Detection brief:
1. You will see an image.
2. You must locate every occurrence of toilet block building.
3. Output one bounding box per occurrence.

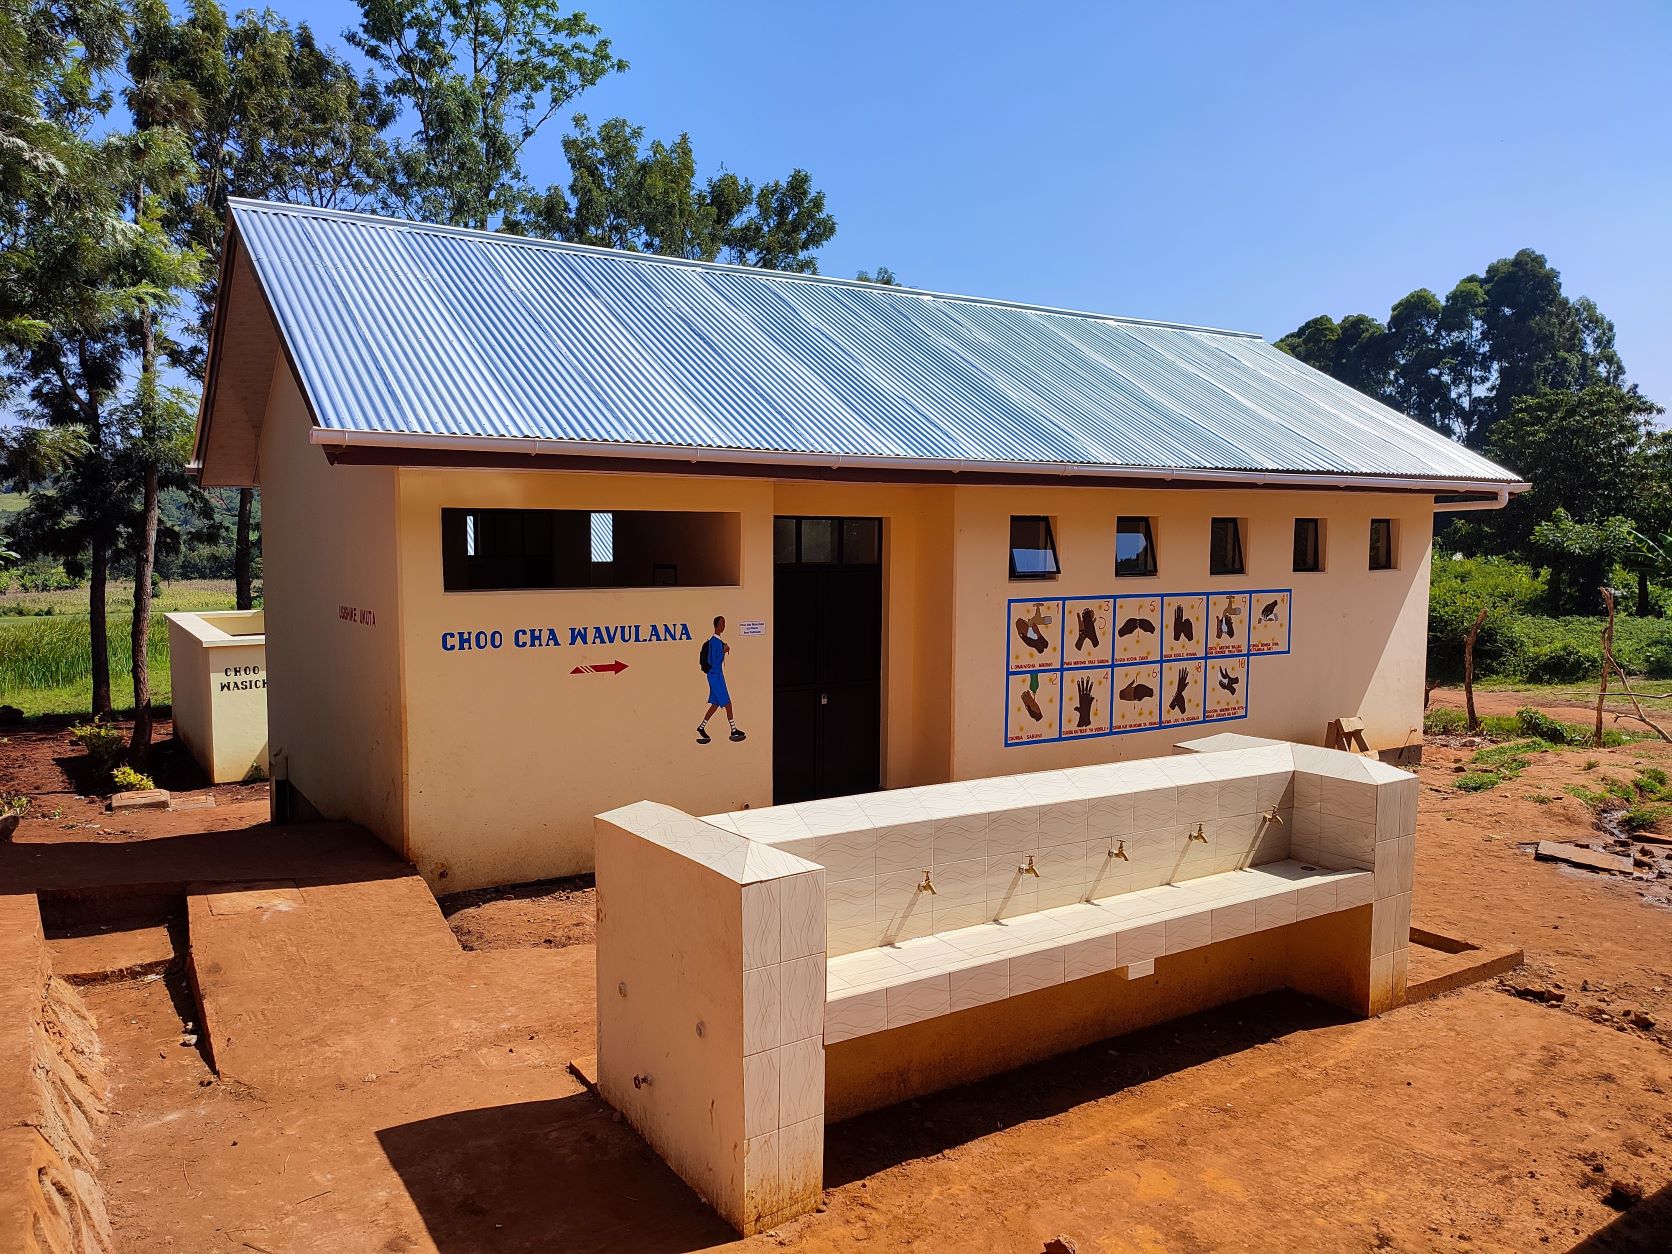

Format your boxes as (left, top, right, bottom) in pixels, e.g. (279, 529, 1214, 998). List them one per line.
(192, 199, 1523, 891)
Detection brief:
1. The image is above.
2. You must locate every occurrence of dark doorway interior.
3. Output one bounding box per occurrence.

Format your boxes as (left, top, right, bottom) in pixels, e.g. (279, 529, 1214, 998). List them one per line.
(773, 517, 884, 804)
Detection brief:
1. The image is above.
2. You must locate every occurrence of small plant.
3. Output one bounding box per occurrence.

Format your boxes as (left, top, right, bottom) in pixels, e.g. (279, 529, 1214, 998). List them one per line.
(110, 764, 155, 792)
(1524, 793, 1555, 804)
(1622, 803, 1672, 832)
(1454, 771, 1503, 793)
(69, 722, 126, 772)
(2, 795, 28, 817)
(242, 763, 267, 784)
(1423, 707, 1468, 736)
(1583, 758, 1600, 771)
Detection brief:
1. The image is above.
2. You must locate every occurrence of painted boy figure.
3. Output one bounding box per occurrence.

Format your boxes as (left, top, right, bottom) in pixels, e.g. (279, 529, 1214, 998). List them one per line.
(698, 615, 746, 744)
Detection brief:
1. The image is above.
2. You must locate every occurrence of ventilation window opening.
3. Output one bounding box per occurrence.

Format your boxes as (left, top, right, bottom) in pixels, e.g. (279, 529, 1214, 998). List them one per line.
(1115, 516, 1157, 577)
(775, 517, 882, 567)
(442, 508, 740, 590)
(1209, 517, 1245, 576)
(1008, 515, 1060, 580)
(589, 511, 614, 564)
(1369, 518, 1398, 571)
(1293, 518, 1325, 572)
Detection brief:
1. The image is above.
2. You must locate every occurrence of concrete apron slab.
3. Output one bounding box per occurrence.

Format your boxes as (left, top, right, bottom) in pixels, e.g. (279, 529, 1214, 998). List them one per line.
(186, 870, 587, 1092)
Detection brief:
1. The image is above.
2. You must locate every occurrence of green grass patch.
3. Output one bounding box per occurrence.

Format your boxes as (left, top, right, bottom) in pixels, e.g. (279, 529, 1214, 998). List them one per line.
(0, 578, 236, 617)
(1454, 771, 1503, 793)
(0, 615, 173, 716)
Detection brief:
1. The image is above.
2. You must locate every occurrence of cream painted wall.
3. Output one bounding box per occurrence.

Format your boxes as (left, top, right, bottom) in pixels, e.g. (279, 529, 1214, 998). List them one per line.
(258, 371, 407, 846)
(948, 486, 1435, 781)
(165, 610, 269, 783)
(395, 468, 775, 889)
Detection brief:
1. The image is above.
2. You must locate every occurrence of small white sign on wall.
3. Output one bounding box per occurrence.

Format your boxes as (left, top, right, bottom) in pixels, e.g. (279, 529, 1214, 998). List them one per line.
(740, 620, 766, 637)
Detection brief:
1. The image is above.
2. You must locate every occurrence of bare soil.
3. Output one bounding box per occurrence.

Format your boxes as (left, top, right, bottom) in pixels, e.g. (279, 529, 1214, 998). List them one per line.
(5, 694, 1670, 1252)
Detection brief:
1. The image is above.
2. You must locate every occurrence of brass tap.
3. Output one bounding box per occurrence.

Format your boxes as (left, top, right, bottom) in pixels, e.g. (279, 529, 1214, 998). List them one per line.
(1110, 840, 1129, 862)
(918, 869, 937, 895)
(1018, 854, 1040, 877)
(1189, 823, 1208, 843)
(1262, 806, 1285, 825)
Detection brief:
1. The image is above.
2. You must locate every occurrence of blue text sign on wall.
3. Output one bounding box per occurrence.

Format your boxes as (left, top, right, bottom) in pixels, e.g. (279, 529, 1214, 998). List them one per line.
(440, 621, 694, 653)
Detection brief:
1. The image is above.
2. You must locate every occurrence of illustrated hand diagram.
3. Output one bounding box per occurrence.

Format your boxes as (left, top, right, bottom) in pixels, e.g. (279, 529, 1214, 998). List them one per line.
(1117, 615, 1156, 638)
(1118, 676, 1154, 703)
(1075, 676, 1095, 728)
(1168, 666, 1190, 714)
(1217, 666, 1241, 695)
(1074, 607, 1100, 652)
(1258, 598, 1280, 624)
(1014, 605, 1052, 654)
(1020, 688, 1044, 721)
(1214, 596, 1240, 641)
(1172, 603, 1194, 643)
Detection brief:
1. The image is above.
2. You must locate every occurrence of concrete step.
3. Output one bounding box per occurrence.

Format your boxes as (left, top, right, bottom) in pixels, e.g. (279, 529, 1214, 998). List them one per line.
(47, 924, 177, 985)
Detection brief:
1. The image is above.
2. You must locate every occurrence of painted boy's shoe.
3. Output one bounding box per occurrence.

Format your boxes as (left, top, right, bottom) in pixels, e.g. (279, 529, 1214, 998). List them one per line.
(696, 727, 712, 744)
(729, 728, 747, 742)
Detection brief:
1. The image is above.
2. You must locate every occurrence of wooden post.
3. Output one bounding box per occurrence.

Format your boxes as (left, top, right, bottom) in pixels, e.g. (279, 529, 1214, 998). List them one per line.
(1463, 608, 1488, 733)
(1594, 588, 1615, 748)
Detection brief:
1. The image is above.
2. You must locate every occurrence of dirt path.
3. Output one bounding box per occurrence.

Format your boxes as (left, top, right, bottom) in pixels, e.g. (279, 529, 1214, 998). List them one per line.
(7, 705, 1670, 1251)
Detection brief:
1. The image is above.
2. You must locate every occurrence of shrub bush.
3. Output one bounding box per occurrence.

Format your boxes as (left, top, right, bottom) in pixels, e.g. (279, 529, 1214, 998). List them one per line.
(69, 723, 125, 772)
(110, 764, 155, 792)
(1423, 707, 1468, 735)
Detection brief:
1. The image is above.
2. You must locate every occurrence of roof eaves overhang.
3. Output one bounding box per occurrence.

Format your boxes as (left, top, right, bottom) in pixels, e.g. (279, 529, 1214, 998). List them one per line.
(308, 427, 1528, 503)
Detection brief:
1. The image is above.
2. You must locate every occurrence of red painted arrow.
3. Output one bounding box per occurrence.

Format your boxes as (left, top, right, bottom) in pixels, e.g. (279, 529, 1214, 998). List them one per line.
(570, 660, 629, 675)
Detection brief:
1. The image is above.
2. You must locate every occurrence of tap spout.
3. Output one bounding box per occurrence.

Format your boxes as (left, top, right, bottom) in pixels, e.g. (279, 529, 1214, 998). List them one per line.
(918, 869, 937, 895)
(1110, 840, 1129, 861)
(1018, 854, 1040, 877)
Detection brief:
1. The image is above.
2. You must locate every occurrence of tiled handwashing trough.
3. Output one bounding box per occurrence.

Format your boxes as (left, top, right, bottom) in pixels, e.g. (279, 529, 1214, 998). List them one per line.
(594, 741, 1417, 1235)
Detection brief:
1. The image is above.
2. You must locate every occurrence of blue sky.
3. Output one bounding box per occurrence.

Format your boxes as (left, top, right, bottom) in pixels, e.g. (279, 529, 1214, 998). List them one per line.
(104, 2, 1672, 410)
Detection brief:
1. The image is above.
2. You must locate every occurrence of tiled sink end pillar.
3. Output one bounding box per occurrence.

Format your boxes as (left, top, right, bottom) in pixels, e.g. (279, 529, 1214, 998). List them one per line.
(595, 801, 826, 1235)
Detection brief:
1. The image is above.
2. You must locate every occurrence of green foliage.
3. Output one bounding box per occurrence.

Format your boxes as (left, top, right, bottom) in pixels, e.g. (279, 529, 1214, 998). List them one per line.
(1276, 250, 1626, 449)
(1454, 772, 1502, 793)
(110, 763, 154, 791)
(349, 0, 627, 229)
(1514, 707, 1583, 745)
(2, 614, 170, 705)
(1622, 804, 1672, 832)
(1569, 767, 1672, 833)
(856, 266, 900, 286)
(69, 721, 126, 771)
(1422, 707, 1468, 736)
(1, 794, 27, 817)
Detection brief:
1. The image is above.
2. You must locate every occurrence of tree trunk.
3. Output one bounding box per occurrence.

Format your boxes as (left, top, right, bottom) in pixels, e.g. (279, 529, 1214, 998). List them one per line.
(1594, 587, 1614, 749)
(1638, 568, 1651, 617)
(234, 488, 253, 610)
(129, 459, 160, 760)
(1463, 608, 1488, 733)
(129, 296, 160, 762)
(88, 535, 111, 719)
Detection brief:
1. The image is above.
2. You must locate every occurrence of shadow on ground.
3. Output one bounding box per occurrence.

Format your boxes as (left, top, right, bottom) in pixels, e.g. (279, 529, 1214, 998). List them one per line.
(826, 987, 1351, 1187)
(1568, 1179, 1672, 1253)
(377, 1090, 736, 1254)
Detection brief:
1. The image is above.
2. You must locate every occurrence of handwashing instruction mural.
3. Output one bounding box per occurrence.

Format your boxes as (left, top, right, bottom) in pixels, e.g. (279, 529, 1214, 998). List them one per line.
(1004, 589, 1290, 746)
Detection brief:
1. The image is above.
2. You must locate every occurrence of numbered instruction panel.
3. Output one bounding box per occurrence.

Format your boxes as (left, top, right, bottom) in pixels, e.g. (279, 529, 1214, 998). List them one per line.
(1003, 589, 1290, 747)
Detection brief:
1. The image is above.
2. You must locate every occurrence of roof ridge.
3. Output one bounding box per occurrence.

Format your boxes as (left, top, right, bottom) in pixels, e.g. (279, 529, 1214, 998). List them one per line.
(226, 197, 1264, 341)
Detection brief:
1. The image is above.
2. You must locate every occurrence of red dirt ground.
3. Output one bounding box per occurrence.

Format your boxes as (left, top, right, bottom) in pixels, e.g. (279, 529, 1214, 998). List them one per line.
(3, 706, 1670, 1252)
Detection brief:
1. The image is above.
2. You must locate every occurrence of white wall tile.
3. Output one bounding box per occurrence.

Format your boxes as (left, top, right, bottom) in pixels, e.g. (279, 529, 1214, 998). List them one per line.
(1321, 776, 1378, 824)
(1086, 792, 1135, 838)
(823, 987, 886, 1043)
(872, 820, 935, 874)
(1375, 835, 1416, 899)
(744, 1048, 780, 1138)
(779, 1035, 825, 1126)
(1372, 890, 1412, 958)
(885, 972, 951, 1029)
(814, 830, 876, 882)
(744, 964, 782, 1056)
(1118, 921, 1166, 964)
(1335, 873, 1375, 910)
(781, 954, 824, 1044)
(743, 880, 781, 971)
(947, 958, 1009, 1011)
(1210, 899, 1262, 943)
(1007, 946, 1064, 995)
(1253, 889, 1298, 930)
(779, 869, 826, 962)
(1062, 930, 1120, 982)
(777, 1116, 823, 1204)
(1132, 788, 1177, 830)
(1163, 911, 1212, 955)
(932, 812, 989, 864)
(744, 1128, 779, 1208)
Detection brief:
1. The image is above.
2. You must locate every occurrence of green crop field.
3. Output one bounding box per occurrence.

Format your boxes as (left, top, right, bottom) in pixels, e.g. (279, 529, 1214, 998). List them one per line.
(0, 580, 240, 716)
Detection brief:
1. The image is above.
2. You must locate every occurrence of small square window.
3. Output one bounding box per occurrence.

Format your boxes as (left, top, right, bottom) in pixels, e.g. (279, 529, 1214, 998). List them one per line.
(1369, 518, 1397, 570)
(1009, 515, 1059, 579)
(1293, 518, 1324, 572)
(800, 518, 836, 564)
(1116, 516, 1157, 577)
(1209, 517, 1245, 576)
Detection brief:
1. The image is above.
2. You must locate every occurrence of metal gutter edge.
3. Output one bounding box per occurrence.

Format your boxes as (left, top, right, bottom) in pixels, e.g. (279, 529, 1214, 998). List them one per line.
(307, 427, 1526, 502)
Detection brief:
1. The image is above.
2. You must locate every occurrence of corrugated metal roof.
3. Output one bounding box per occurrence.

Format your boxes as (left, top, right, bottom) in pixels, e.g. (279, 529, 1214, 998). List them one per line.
(222, 198, 1522, 487)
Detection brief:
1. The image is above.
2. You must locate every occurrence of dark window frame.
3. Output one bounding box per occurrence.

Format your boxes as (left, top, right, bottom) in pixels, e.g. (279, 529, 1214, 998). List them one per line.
(441, 506, 740, 591)
(1369, 518, 1397, 571)
(1116, 516, 1158, 578)
(1008, 515, 1061, 580)
(774, 516, 883, 568)
(1293, 518, 1324, 573)
(1209, 517, 1246, 576)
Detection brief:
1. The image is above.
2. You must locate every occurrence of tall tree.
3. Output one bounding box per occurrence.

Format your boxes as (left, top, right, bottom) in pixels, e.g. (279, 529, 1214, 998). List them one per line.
(1276, 250, 1633, 450)
(131, 0, 394, 611)
(349, 0, 626, 228)
(512, 114, 837, 272)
